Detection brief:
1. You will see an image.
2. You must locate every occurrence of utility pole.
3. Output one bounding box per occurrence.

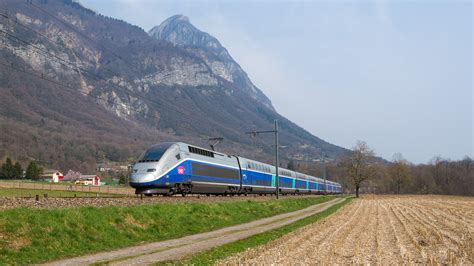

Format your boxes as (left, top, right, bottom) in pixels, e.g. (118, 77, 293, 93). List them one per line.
(323, 153, 327, 195)
(274, 120, 279, 199)
(245, 119, 280, 199)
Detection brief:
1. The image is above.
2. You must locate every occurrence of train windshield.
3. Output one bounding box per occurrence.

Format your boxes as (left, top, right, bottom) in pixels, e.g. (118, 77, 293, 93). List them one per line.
(137, 143, 173, 162)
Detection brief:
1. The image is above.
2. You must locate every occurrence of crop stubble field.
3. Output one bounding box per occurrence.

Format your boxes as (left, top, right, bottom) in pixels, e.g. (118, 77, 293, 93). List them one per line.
(221, 195, 473, 265)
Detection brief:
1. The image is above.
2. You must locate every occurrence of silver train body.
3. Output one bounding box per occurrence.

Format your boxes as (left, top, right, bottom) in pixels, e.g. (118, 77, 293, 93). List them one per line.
(130, 142, 342, 196)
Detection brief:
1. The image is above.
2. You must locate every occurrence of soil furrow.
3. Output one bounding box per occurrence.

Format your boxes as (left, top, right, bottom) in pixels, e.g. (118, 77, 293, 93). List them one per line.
(218, 196, 473, 265)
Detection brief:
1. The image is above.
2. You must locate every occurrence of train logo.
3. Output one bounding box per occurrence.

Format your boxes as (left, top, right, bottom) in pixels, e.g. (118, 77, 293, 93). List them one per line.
(130, 142, 342, 196)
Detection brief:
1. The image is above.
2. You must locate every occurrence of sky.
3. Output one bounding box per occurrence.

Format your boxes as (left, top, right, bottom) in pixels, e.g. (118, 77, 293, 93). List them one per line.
(80, 0, 472, 164)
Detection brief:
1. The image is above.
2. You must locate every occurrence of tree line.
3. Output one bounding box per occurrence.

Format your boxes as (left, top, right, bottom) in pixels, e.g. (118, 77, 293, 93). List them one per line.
(287, 141, 473, 197)
(333, 141, 473, 197)
(3, 141, 472, 196)
(0, 157, 43, 180)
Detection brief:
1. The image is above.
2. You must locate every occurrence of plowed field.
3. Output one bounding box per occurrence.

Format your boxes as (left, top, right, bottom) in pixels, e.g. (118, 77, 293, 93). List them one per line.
(220, 195, 474, 265)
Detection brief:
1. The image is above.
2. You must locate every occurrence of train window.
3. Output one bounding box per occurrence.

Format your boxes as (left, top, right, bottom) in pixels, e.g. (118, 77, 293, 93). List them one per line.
(256, 179, 271, 186)
(191, 162, 239, 179)
(188, 146, 214, 158)
(296, 181, 306, 189)
(138, 143, 172, 162)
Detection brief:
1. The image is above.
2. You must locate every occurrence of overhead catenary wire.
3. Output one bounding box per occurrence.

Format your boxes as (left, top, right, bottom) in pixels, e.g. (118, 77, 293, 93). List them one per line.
(26, 1, 124, 60)
(0, 10, 123, 79)
(0, 60, 89, 97)
(0, 28, 142, 100)
(0, 28, 101, 79)
(0, 19, 169, 122)
(0, 28, 128, 89)
(0, 2, 207, 123)
(25, 0, 143, 77)
(0, 6, 148, 104)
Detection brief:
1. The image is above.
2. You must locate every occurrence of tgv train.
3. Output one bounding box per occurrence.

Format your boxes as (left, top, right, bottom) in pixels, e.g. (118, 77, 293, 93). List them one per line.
(130, 142, 342, 196)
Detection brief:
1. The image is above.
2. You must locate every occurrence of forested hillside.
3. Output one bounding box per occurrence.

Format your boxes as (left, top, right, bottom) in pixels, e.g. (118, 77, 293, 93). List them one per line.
(0, 0, 347, 172)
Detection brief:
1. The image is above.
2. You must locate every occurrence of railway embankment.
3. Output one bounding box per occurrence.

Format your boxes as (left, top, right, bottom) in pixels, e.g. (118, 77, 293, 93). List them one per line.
(0, 195, 336, 264)
(0, 191, 326, 209)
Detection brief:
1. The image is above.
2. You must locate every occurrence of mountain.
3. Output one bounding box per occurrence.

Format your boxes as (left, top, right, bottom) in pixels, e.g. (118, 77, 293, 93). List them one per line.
(0, 0, 348, 172)
(148, 15, 272, 109)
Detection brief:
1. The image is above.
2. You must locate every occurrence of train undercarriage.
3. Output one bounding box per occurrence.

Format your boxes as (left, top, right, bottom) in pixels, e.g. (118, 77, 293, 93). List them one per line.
(134, 182, 334, 197)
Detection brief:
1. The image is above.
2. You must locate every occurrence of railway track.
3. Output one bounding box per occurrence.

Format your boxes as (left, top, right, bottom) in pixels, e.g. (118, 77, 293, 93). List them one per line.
(0, 193, 326, 209)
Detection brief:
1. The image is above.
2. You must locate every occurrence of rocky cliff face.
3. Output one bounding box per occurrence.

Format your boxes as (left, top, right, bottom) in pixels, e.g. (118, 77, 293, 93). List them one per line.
(0, 0, 347, 171)
(148, 14, 273, 110)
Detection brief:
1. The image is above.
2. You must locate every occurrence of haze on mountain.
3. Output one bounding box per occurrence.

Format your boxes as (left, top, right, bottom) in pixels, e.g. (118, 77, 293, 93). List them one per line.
(0, 0, 347, 172)
(81, 0, 474, 164)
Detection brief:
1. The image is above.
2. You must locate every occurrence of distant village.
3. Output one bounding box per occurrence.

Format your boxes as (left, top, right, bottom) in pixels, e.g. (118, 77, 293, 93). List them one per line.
(42, 163, 131, 186)
(0, 157, 131, 187)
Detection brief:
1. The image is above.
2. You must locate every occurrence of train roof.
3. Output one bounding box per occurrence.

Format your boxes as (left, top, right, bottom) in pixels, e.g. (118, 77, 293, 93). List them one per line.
(150, 142, 341, 186)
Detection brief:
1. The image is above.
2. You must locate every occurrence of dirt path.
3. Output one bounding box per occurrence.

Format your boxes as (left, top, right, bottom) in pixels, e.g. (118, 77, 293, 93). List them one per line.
(220, 195, 474, 265)
(43, 197, 346, 265)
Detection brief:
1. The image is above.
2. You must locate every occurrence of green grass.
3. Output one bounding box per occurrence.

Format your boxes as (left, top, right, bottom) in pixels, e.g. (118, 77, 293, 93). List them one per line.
(0, 179, 126, 187)
(0, 188, 122, 198)
(99, 177, 120, 186)
(0, 196, 335, 264)
(166, 197, 353, 265)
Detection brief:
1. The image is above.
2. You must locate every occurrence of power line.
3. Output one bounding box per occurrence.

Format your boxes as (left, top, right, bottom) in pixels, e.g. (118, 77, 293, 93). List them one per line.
(25, 1, 142, 77)
(0, 28, 140, 99)
(0, 2, 163, 114)
(0, 7, 147, 105)
(0, 3, 188, 124)
(0, 60, 89, 97)
(1, 29, 92, 77)
(0, 10, 122, 78)
(0, 28, 124, 87)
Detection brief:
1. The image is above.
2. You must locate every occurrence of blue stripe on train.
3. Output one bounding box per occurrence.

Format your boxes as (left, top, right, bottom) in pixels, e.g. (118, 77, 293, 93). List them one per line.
(132, 159, 337, 192)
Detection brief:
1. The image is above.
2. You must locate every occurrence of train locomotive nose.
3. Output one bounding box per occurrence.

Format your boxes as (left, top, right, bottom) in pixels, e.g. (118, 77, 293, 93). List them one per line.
(130, 172, 156, 184)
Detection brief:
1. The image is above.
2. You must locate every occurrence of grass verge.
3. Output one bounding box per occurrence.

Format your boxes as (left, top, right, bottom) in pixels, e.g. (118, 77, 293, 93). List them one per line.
(0, 195, 334, 264)
(167, 196, 353, 265)
(0, 188, 121, 198)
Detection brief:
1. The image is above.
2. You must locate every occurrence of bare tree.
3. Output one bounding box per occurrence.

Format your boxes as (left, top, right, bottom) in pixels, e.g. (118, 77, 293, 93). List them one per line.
(389, 153, 411, 194)
(343, 141, 376, 197)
